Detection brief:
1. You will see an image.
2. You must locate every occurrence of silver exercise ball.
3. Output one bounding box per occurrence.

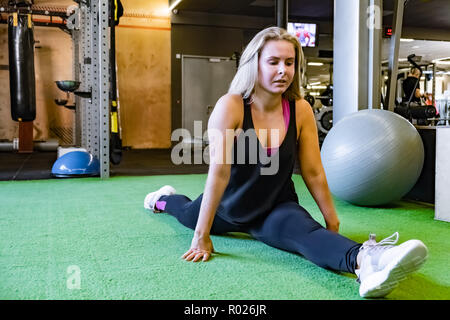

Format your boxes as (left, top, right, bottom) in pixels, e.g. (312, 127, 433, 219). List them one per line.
(321, 109, 424, 206)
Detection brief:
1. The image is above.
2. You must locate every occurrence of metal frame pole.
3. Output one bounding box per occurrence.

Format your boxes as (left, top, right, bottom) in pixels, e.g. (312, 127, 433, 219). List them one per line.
(79, 3, 90, 150)
(386, 0, 406, 111)
(432, 63, 436, 107)
(69, 8, 81, 147)
(276, 0, 288, 29)
(91, 0, 110, 179)
(368, 0, 382, 109)
(76, 0, 110, 178)
(99, 0, 111, 178)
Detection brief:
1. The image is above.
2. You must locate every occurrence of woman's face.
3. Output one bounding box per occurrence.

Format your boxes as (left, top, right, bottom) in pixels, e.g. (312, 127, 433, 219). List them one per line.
(257, 40, 296, 96)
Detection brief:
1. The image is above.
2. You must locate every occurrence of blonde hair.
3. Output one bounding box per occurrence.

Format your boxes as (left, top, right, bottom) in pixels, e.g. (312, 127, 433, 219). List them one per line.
(410, 67, 421, 77)
(228, 26, 305, 101)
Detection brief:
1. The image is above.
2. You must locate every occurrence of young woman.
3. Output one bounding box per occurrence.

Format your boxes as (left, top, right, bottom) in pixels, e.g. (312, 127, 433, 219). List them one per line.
(144, 27, 428, 298)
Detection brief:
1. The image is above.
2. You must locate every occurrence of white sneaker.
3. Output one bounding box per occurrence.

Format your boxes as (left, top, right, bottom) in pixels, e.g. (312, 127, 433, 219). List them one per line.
(143, 185, 176, 212)
(355, 232, 428, 298)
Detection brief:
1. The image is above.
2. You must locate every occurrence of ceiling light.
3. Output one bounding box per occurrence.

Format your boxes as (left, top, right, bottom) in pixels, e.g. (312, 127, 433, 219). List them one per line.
(400, 38, 414, 42)
(434, 60, 450, 65)
(433, 56, 450, 62)
(169, 0, 183, 11)
(309, 81, 321, 85)
(308, 62, 323, 66)
(249, 0, 274, 7)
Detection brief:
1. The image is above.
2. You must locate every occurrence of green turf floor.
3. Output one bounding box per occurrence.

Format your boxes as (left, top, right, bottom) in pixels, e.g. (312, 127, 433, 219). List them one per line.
(0, 174, 449, 300)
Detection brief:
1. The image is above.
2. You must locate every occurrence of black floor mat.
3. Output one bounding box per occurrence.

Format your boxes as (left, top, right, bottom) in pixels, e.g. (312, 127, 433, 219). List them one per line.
(0, 148, 300, 181)
(0, 149, 209, 181)
(0, 152, 56, 180)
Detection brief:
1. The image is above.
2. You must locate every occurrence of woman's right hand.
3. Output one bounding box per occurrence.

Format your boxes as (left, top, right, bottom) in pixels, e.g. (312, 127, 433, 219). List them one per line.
(181, 233, 215, 262)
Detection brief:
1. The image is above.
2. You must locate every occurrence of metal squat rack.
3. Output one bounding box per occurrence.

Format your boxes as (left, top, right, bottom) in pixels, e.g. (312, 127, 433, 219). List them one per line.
(69, 0, 111, 179)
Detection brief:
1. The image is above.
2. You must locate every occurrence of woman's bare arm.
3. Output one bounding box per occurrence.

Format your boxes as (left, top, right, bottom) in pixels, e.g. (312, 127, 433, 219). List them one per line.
(182, 94, 242, 262)
(296, 99, 340, 232)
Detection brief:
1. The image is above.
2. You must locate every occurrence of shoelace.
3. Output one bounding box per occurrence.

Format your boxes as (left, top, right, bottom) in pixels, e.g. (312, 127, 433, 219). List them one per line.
(360, 232, 400, 251)
(356, 232, 400, 283)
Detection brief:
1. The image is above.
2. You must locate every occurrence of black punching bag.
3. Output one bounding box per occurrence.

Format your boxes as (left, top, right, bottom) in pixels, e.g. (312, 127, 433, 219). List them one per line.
(8, 13, 36, 122)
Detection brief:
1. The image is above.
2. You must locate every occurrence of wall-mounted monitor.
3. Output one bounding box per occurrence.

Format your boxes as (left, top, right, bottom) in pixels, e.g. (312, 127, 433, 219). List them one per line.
(287, 22, 317, 47)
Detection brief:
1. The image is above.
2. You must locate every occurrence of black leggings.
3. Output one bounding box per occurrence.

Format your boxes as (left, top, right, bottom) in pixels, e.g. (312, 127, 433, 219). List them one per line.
(159, 194, 362, 274)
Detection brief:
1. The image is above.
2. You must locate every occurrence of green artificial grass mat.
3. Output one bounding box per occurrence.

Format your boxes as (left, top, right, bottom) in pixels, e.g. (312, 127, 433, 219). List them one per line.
(0, 174, 449, 300)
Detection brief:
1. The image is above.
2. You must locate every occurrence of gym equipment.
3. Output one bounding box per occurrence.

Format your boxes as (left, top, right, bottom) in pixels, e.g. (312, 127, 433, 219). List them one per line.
(3, 1, 114, 177)
(63, 105, 76, 111)
(57, 147, 87, 159)
(55, 99, 68, 106)
(318, 85, 333, 107)
(8, 12, 36, 122)
(55, 80, 81, 92)
(315, 107, 333, 134)
(4, 9, 61, 154)
(0, 139, 58, 152)
(109, 0, 123, 165)
(55, 80, 89, 106)
(315, 106, 333, 147)
(52, 150, 100, 178)
(395, 103, 437, 120)
(321, 109, 424, 206)
(308, 84, 333, 146)
(394, 54, 437, 123)
(54, 80, 80, 112)
(8, 11, 37, 153)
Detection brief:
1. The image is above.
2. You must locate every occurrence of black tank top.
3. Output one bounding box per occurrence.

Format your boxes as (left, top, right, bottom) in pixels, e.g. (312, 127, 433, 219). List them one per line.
(216, 98, 299, 226)
(402, 76, 421, 103)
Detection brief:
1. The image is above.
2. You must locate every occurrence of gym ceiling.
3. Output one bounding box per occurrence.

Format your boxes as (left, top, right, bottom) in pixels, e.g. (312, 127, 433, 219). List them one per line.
(18, 0, 450, 74)
(172, 0, 450, 31)
(172, 0, 450, 80)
